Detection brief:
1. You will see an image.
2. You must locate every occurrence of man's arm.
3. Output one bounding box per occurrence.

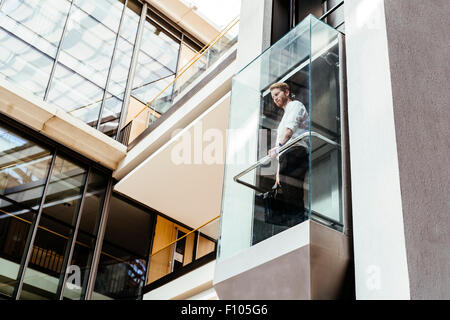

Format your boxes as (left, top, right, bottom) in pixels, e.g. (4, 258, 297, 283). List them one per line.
(278, 127, 293, 146)
(268, 127, 293, 158)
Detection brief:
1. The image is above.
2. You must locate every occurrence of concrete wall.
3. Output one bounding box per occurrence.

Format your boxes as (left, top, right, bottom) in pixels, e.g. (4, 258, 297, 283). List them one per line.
(213, 221, 351, 300)
(344, 0, 411, 299)
(235, 0, 273, 70)
(346, 0, 450, 299)
(383, 0, 450, 300)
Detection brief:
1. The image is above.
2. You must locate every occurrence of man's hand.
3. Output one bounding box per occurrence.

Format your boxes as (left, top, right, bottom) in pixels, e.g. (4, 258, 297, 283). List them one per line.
(268, 147, 279, 158)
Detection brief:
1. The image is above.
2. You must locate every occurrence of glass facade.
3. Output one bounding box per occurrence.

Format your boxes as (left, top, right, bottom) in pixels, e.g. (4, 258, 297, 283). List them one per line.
(93, 194, 154, 300)
(0, 121, 111, 300)
(218, 15, 345, 260)
(0, 119, 201, 300)
(0, 0, 203, 141)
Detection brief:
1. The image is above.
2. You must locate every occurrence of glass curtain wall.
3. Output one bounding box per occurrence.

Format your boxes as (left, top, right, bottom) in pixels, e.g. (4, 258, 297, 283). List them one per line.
(0, 0, 71, 98)
(0, 121, 110, 300)
(93, 194, 154, 300)
(0, 126, 53, 298)
(123, 17, 181, 136)
(0, 0, 205, 141)
(0, 0, 137, 138)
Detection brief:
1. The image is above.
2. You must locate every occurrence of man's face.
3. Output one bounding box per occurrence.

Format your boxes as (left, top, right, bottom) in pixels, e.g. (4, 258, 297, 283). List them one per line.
(270, 88, 289, 108)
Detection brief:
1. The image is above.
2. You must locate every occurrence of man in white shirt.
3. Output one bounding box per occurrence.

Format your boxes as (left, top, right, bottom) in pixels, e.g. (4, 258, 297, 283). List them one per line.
(268, 82, 309, 227)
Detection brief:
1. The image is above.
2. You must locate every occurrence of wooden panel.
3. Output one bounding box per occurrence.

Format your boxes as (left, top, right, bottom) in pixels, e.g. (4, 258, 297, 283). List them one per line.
(147, 216, 176, 283)
(183, 233, 195, 266)
(196, 235, 215, 259)
(147, 216, 193, 283)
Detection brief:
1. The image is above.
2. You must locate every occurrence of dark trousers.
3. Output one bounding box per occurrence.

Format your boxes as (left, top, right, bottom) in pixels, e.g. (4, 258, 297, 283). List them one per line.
(278, 146, 309, 226)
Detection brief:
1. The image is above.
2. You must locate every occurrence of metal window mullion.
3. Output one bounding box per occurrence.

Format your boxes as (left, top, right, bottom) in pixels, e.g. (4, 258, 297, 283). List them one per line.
(13, 150, 58, 300)
(56, 167, 91, 300)
(96, 0, 128, 131)
(44, 0, 74, 101)
(290, 0, 295, 29)
(338, 33, 350, 236)
(193, 230, 199, 261)
(143, 212, 157, 292)
(116, 2, 148, 141)
(169, 33, 183, 102)
(319, 0, 344, 21)
(84, 177, 113, 300)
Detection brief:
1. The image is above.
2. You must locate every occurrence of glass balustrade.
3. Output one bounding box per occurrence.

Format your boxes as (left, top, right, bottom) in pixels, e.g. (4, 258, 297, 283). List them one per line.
(218, 15, 345, 261)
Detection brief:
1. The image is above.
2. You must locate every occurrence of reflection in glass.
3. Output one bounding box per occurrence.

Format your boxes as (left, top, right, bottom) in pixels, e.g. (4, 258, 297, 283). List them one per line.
(108, 37, 134, 98)
(131, 74, 175, 119)
(0, 28, 54, 98)
(98, 95, 122, 137)
(63, 170, 107, 300)
(0, 0, 70, 98)
(45, 0, 133, 135)
(20, 156, 87, 300)
(130, 19, 179, 109)
(0, 126, 52, 209)
(0, 0, 71, 58)
(0, 124, 110, 300)
(47, 63, 104, 125)
(0, 199, 35, 298)
(93, 194, 152, 300)
(73, 0, 123, 33)
(107, 5, 139, 98)
(0, 124, 52, 298)
(309, 18, 342, 228)
(58, 5, 117, 89)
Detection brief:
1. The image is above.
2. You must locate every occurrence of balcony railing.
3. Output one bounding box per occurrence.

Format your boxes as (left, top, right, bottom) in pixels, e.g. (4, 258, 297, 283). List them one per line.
(144, 215, 219, 292)
(119, 17, 239, 146)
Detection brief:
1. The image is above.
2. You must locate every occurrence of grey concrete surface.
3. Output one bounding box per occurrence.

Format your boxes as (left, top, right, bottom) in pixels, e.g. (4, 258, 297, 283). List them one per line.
(384, 0, 450, 300)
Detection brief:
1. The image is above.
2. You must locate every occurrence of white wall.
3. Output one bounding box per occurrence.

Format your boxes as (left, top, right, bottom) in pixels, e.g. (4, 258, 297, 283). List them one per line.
(344, 0, 410, 299)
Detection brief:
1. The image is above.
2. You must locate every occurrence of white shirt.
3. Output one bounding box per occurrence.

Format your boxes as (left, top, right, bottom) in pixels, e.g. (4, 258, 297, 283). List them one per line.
(276, 100, 309, 155)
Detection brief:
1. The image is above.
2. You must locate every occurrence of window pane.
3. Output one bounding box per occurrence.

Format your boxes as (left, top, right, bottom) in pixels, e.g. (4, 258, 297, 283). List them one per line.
(63, 232, 96, 300)
(108, 37, 134, 98)
(0, 27, 54, 98)
(130, 20, 179, 105)
(107, 2, 140, 98)
(78, 170, 107, 236)
(0, 124, 52, 299)
(0, 199, 35, 298)
(20, 156, 87, 300)
(93, 195, 153, 300)
(0, 0, 71, 58)
(98, 95, 122, 138)
(0, 126, 52, 210)
(138, 23, 179, 72)
(47, 63, 104, 126)
(58, 5, 117, 89)
(63, 170, 108, 300)
(73, 0, 123, 33)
